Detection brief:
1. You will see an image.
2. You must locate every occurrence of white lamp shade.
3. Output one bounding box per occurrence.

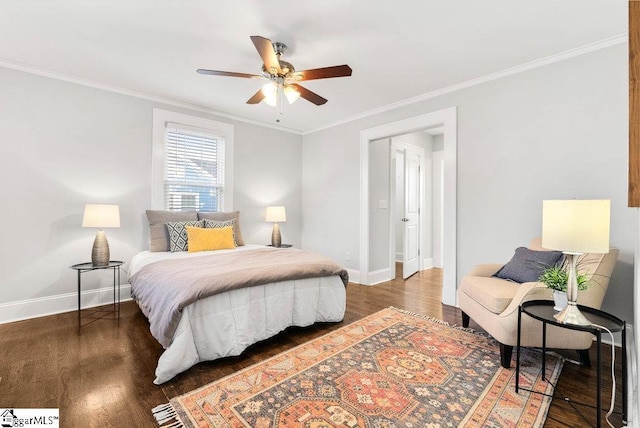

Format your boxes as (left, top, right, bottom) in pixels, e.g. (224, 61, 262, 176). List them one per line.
(265, 206, 286, 223)
(82, 204, 121, 228)
(541, 199, 610, 253)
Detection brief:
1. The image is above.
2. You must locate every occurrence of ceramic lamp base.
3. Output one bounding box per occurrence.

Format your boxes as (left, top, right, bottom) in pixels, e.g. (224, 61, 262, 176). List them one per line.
(553, 301, 591, 325)
(271, 223, 281, 247)
(92, 230, 110, 267)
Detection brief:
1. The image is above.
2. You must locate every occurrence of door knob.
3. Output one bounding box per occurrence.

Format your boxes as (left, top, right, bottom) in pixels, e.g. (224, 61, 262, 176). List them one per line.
(401, 218, 409, 222)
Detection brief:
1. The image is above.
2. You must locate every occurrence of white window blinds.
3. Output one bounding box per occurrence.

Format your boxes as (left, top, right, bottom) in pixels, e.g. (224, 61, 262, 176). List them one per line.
(164, 122, 225, 212)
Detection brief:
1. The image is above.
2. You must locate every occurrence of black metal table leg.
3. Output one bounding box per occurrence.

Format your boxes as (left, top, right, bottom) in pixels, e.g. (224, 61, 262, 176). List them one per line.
(77, 269, 81, 330)
(623, 321, 627, 423)
(542, 320, 547, 381)
(112, 266, 116, 316)
(117, 266, 121, 316)
(516, 305, 522, 392)
(597, 331, 602, 428)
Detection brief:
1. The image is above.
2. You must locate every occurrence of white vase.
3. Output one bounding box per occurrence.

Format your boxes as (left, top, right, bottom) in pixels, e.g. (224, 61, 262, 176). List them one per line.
(552, 290, 568, 311)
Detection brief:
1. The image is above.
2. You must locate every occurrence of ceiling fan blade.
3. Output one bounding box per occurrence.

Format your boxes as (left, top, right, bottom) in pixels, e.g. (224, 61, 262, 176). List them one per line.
(246, 89, 265, 104)
(291, 65, 352, 81)
(197, 69, 261, 79)
(290, 84, 328, 105)
(250, 35, 281, 75)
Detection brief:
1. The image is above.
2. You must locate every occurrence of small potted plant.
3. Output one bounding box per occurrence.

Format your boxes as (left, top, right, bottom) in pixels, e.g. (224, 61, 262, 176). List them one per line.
(538, 265, 589, 310)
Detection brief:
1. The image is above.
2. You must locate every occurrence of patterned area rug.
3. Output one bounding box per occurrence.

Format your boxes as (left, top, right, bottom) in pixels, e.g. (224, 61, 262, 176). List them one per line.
(153, 307, 562, 427)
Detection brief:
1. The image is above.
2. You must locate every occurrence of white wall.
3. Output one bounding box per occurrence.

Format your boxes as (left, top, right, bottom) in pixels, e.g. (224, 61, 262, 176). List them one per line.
(368, 138, 390, 272)
(432, 139, 444, 268)
(301, 43, 634, 324)
(0, 66, 302, 322)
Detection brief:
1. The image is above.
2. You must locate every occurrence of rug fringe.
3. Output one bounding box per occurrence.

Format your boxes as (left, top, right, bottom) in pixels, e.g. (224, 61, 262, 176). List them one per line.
(388, 306, 479, 333)
(152, 403, 184, 428)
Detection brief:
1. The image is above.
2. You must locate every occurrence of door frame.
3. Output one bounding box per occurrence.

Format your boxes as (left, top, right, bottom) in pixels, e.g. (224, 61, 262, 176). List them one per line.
(359, 107, 458, 306)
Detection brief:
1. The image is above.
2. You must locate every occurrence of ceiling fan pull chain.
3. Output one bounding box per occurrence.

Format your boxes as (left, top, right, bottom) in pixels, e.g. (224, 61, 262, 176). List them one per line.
(276, 85, 284, 123)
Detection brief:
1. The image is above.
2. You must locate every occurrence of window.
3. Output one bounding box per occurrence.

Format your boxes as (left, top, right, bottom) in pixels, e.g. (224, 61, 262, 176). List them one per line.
(152, 109, 234, 212)
(164, 124, 224, 211)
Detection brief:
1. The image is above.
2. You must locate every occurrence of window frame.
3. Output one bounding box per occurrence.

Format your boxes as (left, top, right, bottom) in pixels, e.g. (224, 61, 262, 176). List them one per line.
(152, 108, 234, 211)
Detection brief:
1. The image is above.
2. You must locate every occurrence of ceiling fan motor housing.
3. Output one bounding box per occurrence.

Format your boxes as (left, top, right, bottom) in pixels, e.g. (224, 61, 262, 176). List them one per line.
(272, 42, 287, 56)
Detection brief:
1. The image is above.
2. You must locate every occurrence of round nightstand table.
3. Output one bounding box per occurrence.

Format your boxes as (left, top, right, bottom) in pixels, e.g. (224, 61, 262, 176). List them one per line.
(516, 299, 627, 427)
(71, 261, 123, 329)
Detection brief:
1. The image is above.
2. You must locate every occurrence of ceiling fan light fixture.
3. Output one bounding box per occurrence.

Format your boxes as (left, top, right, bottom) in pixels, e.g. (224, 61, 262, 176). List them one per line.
(284, 85, 300, 104)
(261, 82, 278, 106)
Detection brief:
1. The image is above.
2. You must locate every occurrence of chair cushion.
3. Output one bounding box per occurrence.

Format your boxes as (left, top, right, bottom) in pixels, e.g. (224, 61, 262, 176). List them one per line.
(459, 275, 521, 314)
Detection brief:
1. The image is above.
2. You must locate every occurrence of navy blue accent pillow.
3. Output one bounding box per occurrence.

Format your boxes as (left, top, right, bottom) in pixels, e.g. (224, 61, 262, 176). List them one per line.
(494, 247, 563, 283)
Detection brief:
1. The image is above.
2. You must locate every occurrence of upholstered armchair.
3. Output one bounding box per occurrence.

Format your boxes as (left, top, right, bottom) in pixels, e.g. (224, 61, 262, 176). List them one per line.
(457, 238, 618, 368)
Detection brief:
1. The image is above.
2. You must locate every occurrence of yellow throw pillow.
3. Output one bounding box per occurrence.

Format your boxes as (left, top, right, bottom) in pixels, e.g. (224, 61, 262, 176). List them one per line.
(186, 226, 236, 252)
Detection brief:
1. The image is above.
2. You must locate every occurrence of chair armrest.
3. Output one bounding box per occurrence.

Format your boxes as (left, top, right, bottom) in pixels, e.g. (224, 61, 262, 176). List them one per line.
(468, 263, 503, 277)
(497, 281, 552, 318)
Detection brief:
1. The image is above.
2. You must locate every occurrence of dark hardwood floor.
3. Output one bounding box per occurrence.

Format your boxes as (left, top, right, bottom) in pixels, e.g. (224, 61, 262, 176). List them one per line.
(0, 265, 624, 427)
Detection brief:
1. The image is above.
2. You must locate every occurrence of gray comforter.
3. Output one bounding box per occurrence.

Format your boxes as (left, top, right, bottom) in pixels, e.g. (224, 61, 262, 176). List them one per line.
(130, 247, 349, 347)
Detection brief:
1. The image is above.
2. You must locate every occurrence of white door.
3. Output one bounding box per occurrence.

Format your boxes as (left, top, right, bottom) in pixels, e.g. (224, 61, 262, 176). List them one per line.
(403, 150, 420, 278)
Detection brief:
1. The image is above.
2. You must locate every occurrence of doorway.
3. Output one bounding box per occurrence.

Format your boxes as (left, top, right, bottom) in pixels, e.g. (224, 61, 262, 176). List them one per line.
(359, 107, 457, 306)
(393, 139, 423, 279)
(393, 134, 444, 279)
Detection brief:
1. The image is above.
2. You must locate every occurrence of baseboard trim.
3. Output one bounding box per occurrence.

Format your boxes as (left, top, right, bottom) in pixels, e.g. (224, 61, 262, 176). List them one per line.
(367, 268, 393, 285)
(0, 284, 132, 325)
(422, 257, 434, 269)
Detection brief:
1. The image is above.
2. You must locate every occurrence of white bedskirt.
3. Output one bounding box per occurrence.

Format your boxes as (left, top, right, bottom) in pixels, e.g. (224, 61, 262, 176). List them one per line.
(155, 276, 346, 384)
(129, 247, 346, 384)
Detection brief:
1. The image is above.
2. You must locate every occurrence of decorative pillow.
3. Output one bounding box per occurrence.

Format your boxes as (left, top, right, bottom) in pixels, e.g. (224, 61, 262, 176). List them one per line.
(197, 211, 245, 246)
(203, 218, 237, 241)
(166, 220, 204, 252)
(203, 218, 236, 228)
(494, 247, 563, 283)
(146, 210, 198, 252)
(186, 225, 236, 252)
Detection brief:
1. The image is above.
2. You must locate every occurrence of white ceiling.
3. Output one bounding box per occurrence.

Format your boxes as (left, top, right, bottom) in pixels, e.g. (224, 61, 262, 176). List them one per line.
(0, 1, 627, 134)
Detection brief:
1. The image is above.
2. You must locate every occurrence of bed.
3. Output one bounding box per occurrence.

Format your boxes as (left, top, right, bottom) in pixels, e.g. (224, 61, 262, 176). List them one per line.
(129, 211, 348, 384)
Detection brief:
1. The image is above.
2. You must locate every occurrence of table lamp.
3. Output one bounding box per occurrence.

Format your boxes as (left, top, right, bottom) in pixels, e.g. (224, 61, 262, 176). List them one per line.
(83, 204, 120, 266)
(541, 199, 610, 325)
(265, 206, 286, 247)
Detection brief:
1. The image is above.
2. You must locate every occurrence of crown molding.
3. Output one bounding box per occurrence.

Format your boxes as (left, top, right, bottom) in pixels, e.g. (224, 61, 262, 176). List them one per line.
(0, 58, 303, 135)
(304, 34, 627, 135)
(0, 33, 625, 137)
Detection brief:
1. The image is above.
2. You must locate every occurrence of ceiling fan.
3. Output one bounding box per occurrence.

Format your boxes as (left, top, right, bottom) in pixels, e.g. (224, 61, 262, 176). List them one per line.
(197, 35, 352, 107)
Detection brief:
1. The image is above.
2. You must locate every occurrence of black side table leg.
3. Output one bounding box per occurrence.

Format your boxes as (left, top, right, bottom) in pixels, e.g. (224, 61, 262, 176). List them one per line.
(542, 321, 547, 382)
(597, 332, 602, 428)
(516, 305, 522, 392)
(112, 266, 117, 317)
(117, 266, 121, 317)
(77, 269, 81, 330)
(623, 322, 627, 423)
